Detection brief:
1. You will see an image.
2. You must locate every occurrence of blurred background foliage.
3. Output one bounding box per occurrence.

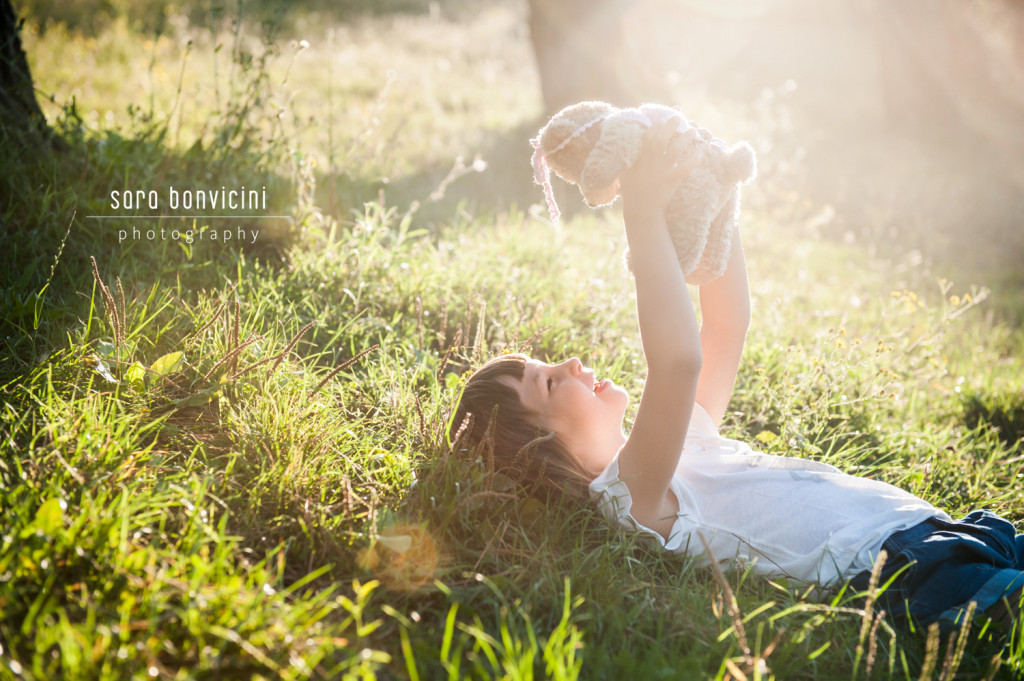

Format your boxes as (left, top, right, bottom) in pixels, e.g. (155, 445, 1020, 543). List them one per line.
(18, 0, 458, 34)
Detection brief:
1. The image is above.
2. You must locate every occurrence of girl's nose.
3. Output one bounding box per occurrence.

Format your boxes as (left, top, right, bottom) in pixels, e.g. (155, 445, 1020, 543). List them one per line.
(567, 358, 583, 376)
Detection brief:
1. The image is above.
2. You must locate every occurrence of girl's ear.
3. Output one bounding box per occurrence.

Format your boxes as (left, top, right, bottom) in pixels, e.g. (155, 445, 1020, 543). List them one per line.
(579, 119, 645, 205)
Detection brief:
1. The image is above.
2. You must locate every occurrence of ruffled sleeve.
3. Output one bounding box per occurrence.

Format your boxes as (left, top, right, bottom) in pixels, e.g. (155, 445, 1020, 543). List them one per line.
(689, 402, 720, 438)
(587, 402, 721, 552)
(588, 457, 693, 553)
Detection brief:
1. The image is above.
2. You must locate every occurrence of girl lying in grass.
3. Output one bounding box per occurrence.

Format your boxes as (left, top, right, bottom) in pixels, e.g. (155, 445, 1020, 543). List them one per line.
(450, 116, 1023, 633)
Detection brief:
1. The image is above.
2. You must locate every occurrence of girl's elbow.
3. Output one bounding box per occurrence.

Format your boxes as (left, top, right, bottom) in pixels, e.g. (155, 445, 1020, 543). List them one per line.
(738, 310, 752, 335)
(733, 297, 752, 332)
(665, 350, 703, 379)
(706, 310, 750, 339)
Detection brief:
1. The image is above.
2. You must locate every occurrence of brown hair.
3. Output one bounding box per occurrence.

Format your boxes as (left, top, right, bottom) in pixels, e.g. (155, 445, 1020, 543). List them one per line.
(449, 353, 593, 500)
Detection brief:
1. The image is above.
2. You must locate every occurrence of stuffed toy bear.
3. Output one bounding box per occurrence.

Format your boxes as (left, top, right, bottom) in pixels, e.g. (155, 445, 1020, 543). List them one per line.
(530, 101, 756, 285)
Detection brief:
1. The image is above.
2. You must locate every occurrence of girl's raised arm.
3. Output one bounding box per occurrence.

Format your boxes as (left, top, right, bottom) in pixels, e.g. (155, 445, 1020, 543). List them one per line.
(614, 119, 704, 539)
(695, 231, 751, 427)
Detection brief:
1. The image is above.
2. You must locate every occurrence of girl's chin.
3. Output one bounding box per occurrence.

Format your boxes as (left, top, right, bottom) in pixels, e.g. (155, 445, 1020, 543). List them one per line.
(594, 380, 629, 414)
(604, 383, 629, 407)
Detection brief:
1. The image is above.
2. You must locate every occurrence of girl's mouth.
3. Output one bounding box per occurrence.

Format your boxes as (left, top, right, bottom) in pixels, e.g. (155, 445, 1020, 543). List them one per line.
(594, 379, 609, 394)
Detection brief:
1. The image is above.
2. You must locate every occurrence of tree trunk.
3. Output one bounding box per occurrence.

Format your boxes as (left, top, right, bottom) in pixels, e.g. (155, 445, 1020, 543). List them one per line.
(0, 0, 61, 147)
(528, 0, 641, 115)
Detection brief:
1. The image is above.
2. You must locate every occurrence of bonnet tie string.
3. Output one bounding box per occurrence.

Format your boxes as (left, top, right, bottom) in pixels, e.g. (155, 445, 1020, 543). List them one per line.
(530, 136, 561, 222)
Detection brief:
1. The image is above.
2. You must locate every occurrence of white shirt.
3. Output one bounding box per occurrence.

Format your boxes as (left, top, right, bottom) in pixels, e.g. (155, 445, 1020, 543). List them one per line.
(589, 403, 948, 587)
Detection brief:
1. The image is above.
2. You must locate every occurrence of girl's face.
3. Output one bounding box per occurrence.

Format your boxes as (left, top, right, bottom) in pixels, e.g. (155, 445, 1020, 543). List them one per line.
(500, 357, 628, 476)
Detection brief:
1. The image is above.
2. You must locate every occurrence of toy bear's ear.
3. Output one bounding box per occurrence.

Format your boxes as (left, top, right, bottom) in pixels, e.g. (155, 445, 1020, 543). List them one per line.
(579, 119, 645, 206)
(724, 142, 757, 185)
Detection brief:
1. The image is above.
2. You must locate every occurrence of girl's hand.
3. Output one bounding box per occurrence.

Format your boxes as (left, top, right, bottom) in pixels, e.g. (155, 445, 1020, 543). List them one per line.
(620, 118, 702, 221)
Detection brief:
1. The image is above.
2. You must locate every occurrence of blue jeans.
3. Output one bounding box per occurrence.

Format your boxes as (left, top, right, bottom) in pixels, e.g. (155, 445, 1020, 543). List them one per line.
(849, 510, 1024, 629)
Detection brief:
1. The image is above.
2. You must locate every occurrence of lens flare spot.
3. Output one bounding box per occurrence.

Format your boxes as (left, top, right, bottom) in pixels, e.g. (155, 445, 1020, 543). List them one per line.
(358, 523, 439, 591)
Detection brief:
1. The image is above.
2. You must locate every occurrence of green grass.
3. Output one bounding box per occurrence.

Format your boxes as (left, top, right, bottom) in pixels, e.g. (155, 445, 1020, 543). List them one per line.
(3, 2, 1024, 679)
